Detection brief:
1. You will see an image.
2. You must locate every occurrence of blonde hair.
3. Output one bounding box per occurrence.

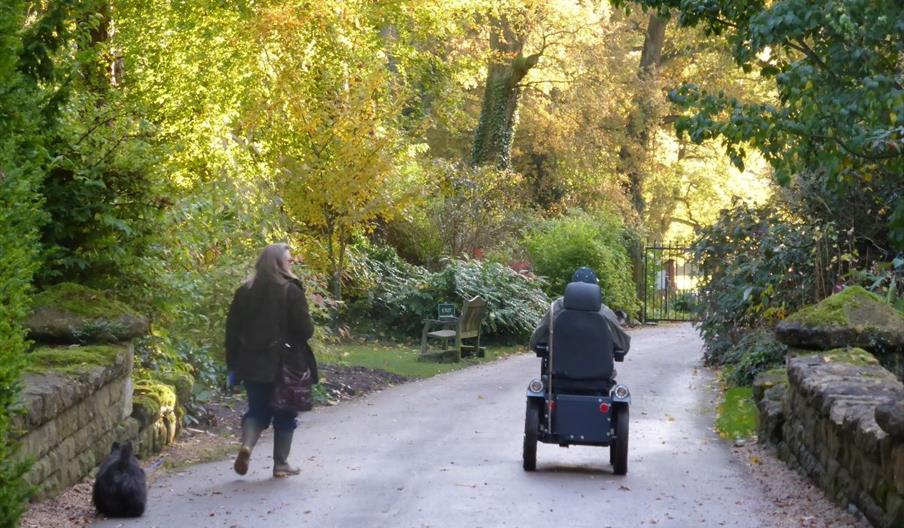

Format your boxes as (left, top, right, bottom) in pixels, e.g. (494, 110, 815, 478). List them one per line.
(245, 243, 297, 287)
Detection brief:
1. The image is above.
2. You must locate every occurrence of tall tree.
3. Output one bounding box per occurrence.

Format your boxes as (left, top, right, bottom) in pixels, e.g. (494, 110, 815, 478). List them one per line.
(36, 0, 162, 287)
(470, 11, 542, 168)
(243, 2, 423, 300)
(614, 13, 669, 305)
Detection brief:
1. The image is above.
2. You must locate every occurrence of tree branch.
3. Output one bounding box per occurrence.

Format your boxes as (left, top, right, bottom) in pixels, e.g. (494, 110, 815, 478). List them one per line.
(516, 78, 574, 88)
(784, 38, 836, 80)
(669, 216, 701, 229)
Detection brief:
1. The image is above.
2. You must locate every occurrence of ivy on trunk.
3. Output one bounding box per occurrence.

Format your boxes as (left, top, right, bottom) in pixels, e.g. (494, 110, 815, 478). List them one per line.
(471, 16, 541, 169)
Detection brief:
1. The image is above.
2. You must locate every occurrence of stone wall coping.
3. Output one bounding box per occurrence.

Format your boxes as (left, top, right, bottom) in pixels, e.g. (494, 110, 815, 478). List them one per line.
(13, 344, 131, 433)
(787, 354, 904, 445)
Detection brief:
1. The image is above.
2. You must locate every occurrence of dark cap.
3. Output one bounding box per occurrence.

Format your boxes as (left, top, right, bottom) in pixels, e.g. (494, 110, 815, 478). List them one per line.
(571, 267, 598, 284)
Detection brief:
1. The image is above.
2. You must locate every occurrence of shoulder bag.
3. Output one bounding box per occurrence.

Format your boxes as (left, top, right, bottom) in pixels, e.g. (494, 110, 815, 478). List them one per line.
(270, 282, 315, 412)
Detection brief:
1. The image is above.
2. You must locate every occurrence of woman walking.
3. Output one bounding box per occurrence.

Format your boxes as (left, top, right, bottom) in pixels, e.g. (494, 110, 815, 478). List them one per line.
(226, 243, 318, 477)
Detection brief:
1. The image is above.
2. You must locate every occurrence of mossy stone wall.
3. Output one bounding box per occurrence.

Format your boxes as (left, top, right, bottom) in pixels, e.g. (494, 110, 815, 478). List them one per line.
(11, 344, 136, 499)
(755, 348, 904, 528)
(13, 283, 190, 499)
(785, 354, 904, 527)
(23, 282, 149, 344)
(758, 290, 904, 528)
(775, 286, 904, 378)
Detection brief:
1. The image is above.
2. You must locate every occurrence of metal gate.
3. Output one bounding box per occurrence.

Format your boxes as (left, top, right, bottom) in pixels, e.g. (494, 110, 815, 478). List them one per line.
(643, 242, 699, 322)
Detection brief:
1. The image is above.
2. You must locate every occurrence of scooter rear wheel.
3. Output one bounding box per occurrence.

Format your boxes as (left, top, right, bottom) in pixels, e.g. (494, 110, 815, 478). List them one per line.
(523, 399, 540, 471)
(612, 405, 629, 475)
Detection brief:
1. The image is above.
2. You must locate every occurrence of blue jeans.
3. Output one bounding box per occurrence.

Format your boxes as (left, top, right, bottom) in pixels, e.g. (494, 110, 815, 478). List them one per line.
(243, 381, 298, 432)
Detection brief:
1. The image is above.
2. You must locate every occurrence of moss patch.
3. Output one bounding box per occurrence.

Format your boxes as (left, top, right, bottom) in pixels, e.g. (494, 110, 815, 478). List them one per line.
(822, 347, 879, 366)
(785, 286, 894, 328)
(753, 367, 788, 392)
(25, 283, 149, 344)
(715, 386, 757, 441)
(132, 380, 178, 427)
(151, 371, 194, 405)
(765, 367, 788, 379)
(31, 283, 140, 320)
(134, 380, 177, 409)
(25, 345, 123, 376)
(132, 395, 162, 427)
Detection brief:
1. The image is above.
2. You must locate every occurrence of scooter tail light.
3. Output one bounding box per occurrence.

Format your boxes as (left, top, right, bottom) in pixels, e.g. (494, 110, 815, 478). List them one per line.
(599, 402, 610, 413)
(548, 401, 556, 412)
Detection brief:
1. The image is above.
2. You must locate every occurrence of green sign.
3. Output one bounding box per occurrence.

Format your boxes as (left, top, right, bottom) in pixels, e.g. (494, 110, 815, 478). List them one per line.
(437, 303, 455, 320)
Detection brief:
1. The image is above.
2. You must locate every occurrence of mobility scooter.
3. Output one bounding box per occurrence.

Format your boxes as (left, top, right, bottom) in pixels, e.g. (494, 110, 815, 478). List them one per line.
(523, 281, 631, 474)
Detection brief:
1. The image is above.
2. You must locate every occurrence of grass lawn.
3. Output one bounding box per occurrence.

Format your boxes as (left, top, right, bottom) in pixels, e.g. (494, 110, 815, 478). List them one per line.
(715, 386, 757, 441)
(319, 342, 525, 378)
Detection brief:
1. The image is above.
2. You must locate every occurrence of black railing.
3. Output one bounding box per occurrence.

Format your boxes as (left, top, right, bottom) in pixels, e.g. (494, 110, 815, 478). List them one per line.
(643, 242, 699, 322)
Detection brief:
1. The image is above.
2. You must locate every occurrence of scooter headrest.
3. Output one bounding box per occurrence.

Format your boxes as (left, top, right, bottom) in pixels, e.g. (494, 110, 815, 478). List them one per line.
(563, 282, 602, 312)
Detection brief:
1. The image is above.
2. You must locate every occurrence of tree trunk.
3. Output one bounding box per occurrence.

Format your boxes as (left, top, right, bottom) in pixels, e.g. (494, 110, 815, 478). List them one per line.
(335, 225, 347, 301)
(324, 214, 339, 298)
(639, 14, 667, 77)
(621, 14, 668, 311)
(620, 13, 668, 220)
(85, 2, 113, 94)
(470, 18, 540, 169)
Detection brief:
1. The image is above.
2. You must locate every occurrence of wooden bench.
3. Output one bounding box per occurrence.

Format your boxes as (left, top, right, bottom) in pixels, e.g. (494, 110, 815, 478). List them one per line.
(419, 296, 488, 362)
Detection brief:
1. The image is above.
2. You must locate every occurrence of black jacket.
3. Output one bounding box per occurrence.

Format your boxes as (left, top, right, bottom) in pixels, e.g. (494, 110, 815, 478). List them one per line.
(225, 277, 318, 384)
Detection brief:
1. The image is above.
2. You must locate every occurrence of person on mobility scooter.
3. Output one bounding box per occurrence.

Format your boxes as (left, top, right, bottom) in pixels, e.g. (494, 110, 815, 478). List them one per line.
(523, 267, 632, 474)
(529, 267, 631, 357)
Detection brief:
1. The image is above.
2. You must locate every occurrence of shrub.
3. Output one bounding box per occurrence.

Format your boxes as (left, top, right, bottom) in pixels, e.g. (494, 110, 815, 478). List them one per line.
(672, 291, 699, 313)
(721, 329, 788, 386)
(422, 161, 536, 261)
(0, 1, 47, 521)
(524, 209, 639, 316)
(846, 257, 904, 313)
(0, 140, 38, 527)
(692, 200, 844, 365)
(352, 246, 549, 338)
(382, 210, 445, 268)
(38, 92, 164, 288)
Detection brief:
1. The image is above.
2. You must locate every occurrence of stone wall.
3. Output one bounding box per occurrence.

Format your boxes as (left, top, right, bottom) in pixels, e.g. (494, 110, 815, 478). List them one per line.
(11, 345, 139, 499)
(767, 352, 904, 527)
(754, 288, 904, 527)
(775, 285, 904, 381)
(130, 374, 188, 459)
(12, 283, 189, 499)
